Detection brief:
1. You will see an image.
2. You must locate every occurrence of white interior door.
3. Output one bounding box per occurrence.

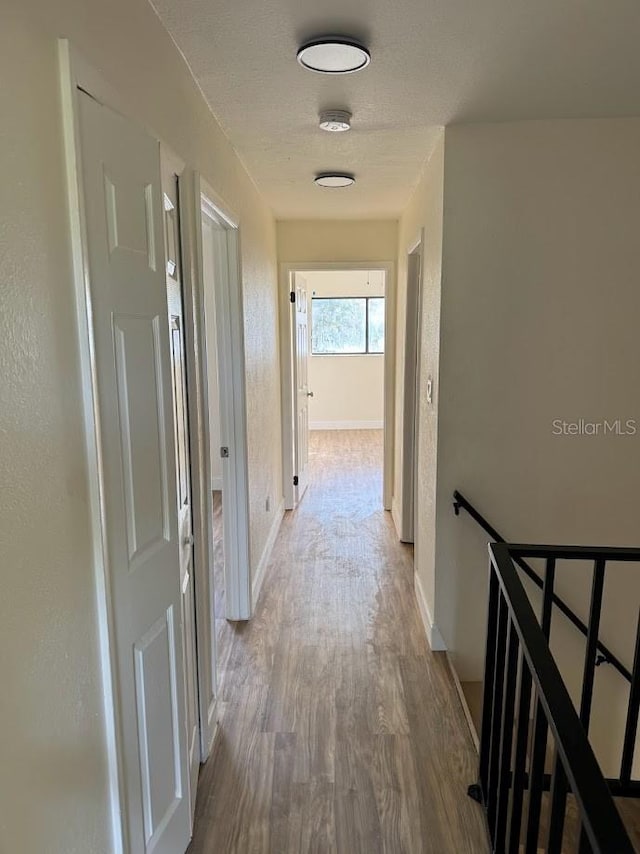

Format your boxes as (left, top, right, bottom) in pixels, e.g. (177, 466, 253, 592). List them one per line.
(293, 274, 311, 503)
(161, 167, 200, 819)
(78, 91, 191, 854)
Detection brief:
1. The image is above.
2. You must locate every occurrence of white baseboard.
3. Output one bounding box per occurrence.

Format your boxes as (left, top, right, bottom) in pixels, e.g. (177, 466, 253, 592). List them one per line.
(310, 420, 383, 430)
(414, 571, 446, 651)
(251, 500, 284, 611)
(205, 697, 219, 758)
(391, 497, 402, 539)
(211, 476, 223, 492)
(446, 653, 479, 751)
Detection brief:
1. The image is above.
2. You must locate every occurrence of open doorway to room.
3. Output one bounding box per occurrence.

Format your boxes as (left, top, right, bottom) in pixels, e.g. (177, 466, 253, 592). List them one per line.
(198, 191, 251, 694)
(399, 232, 423, 544)
(280, 264, 394, 513)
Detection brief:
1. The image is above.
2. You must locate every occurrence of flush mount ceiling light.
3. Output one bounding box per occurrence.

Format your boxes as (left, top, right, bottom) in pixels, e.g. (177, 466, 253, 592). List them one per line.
(314, 173, 356, 188)
(297, 38, 370, 74)
(319, 110, 352, 132)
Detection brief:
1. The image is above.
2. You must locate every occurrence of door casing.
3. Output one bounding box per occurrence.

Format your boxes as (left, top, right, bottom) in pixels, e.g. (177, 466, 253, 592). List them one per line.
(398, 231, 424, 544)
(198, 192, 252, 624)
(160, 150, 200, 818)
(279, 261, 396, 511)
(292, 274, 311, 504)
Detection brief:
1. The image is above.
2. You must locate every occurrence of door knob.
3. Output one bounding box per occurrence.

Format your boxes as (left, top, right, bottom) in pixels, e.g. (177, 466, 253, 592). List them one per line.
(183, 534, 194, 547)
(307, 391, 314, 398)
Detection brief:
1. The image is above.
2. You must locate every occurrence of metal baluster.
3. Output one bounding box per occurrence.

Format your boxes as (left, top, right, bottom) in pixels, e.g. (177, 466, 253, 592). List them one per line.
(546, 754, 567, 852)
(579, 559, 606, 730)
(507, 661, 532, 853)
(578, 824, 592, 853)
(487, 592, 509, 839)
(495, 623, 519, 850)
(620, 608, 640, 786)
(541, 558, 556, 639)
(524, 697, 548, 854)
(479, 564, 501, 800)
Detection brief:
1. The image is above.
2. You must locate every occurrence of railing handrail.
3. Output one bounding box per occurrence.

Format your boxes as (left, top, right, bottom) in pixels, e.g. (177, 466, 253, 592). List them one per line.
(453, 489, 632, 682)
(490, 542, 634, 853)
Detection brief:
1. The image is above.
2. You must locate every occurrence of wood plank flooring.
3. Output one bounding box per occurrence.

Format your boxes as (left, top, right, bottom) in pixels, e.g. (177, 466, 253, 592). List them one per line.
(460, 681, 483, 739)
(211, 489, 234, 681)
(188, 430, 488, 853)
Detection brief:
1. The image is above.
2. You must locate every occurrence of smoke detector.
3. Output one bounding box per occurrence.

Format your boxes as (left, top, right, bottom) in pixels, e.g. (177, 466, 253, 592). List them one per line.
(319, 110, 352, 132)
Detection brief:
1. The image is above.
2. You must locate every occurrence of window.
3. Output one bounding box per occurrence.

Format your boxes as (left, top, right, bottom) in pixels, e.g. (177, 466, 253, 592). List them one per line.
(312, 297, 385, 355)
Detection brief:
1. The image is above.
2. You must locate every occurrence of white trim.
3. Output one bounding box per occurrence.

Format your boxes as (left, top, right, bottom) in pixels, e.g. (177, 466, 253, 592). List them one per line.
(414, 571, 446, 652)
(399, 231, 424, 544)
(279, 261, 396, 512)
(310, 420, 383, 431)
(407, 229, 423, 256)
(58, 40, 127, 854)
(198, 183, 252, 621)
(446, 653, 480, 751)
(391, 497, 402, 539)
(205, 704, 220, 757)
(251, 500, 285, 611)
(201, 189, 239, 231)
(173, 165, 220, 762)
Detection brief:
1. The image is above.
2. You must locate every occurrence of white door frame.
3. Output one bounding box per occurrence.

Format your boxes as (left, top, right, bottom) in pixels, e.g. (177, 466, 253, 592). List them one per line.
(193, 182, 252, 625)
(279, 261, 396, 511)
(398, 231, 424, 544)
(176, 172, 252, 757)
(160, 144, 202, 823)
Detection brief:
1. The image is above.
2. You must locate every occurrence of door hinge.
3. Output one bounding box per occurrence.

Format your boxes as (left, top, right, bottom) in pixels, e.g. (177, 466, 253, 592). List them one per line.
(290, 291, 296, 304)
(220, 446, 230, 458)
(293, 475, 299, 486)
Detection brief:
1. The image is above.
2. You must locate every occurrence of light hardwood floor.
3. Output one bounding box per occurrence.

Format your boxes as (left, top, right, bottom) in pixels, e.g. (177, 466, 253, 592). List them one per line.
(211, 489, 234, 682)
(188, 430, 488, 853)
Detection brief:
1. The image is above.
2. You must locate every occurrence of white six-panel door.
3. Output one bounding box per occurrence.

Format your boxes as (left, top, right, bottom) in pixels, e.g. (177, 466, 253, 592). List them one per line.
(78, 91, 191, 854)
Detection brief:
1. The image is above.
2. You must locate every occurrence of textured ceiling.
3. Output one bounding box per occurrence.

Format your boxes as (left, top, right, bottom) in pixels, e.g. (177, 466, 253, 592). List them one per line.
(151, 0, 640, 219)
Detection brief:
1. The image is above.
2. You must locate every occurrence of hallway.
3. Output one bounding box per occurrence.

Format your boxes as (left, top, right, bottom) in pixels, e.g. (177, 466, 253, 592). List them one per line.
(188, 430, 488, 853)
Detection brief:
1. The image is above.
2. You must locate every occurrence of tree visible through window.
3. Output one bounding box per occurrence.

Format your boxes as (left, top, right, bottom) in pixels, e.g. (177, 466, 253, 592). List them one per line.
(311, 297, 385, 355)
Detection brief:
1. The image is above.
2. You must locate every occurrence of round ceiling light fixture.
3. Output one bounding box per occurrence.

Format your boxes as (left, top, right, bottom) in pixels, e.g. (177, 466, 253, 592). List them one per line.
(297, 37, 370, 74)
(319, 110, 352, 132)
(314, 173, 356, 188)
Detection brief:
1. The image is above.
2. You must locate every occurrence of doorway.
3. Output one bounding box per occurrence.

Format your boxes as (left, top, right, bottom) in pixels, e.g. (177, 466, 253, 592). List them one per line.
(399, 234, 424, 544)
(199, 194, 252, 686)
(280, 264, 394, 511)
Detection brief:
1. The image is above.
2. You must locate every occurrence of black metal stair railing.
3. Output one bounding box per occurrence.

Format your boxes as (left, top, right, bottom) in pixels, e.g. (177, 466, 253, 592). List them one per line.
(474, 542, 637, 853)
(453, 490, 631, 683)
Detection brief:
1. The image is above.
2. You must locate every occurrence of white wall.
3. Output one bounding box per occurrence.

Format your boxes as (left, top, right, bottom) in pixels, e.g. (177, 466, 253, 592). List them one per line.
(396, 133, 445, 621)
(1, 3, 280, 851)
(433, 119, 640, 774)
(304, 270, 385, 429)
(277, 220, 399, 264)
